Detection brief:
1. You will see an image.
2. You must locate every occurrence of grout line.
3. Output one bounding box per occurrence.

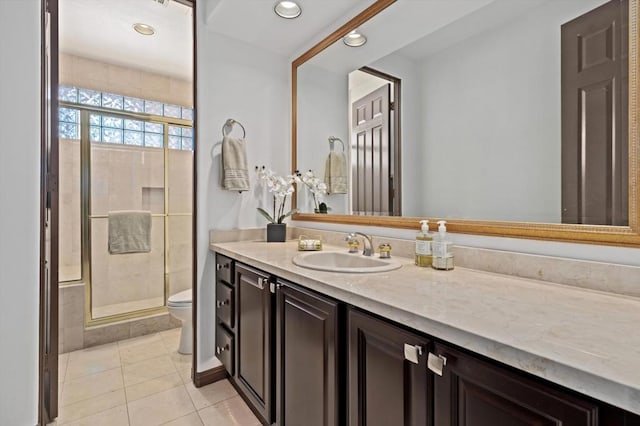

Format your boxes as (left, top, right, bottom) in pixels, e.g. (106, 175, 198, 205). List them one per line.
(117, 335, 132, 426)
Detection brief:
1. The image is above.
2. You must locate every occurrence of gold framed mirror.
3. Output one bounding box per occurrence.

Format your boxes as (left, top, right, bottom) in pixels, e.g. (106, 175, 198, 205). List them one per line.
(292, 0, 640, 246)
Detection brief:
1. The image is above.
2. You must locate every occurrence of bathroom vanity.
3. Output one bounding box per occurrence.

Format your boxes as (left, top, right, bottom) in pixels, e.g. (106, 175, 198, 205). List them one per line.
(211, 241, 640, 426)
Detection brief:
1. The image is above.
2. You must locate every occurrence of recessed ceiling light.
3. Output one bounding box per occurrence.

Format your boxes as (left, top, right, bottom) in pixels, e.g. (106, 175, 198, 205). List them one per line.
(274, 1, 302, 19)
(133, 23, 155, 36)
(343, 30, 367, 47)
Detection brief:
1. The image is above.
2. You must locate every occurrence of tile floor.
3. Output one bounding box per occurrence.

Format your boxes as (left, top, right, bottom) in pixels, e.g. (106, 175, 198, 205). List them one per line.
(49, 328, 260, 426)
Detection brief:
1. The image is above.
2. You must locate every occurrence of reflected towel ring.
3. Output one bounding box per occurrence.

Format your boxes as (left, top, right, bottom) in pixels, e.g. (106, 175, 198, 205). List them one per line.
(328, 136, 344, 152)
(222, 118, 246, 139)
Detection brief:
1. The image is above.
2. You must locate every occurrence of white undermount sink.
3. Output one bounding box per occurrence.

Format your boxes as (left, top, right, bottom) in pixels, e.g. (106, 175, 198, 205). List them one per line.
(292, 251, 402, 273)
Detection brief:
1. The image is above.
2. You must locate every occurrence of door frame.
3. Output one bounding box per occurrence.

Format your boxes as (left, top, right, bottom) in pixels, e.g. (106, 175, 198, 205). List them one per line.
(358, 66, 402, 216)
(38, 1, 198, 423)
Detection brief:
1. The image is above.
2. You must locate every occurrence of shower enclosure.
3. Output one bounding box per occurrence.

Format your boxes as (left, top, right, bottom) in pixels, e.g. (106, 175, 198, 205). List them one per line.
(58, 86, 193, 325)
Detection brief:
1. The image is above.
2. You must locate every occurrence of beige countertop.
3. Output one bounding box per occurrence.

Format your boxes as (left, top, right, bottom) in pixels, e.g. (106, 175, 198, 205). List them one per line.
(210, 240, 640, 415)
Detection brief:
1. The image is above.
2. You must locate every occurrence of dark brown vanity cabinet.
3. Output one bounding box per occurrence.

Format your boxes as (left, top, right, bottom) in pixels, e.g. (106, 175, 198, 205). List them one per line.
(431, 342, 600, 426)
(235, 263, 273, 425)
(275, 280, 340, 426)
(348, 308, 432, 426)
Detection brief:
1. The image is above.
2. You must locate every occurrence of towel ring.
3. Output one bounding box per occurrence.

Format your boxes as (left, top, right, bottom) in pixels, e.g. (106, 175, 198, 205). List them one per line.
(328, 136, 344, 152)
(222, 119, 246, 139)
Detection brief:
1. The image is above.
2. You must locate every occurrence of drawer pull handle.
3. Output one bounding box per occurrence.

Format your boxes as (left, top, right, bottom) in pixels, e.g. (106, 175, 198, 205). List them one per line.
(216, 263, 229, 271)
(427, 353, 447, 376)
(216, 344, 229, 355)
(404, 344, 423, 364)
(216, 299, 229, 308)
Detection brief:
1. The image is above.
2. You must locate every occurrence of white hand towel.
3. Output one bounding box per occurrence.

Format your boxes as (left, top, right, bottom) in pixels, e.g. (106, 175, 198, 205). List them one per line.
(324, 151, 348, 194)
(222, 136, 250, 192)
(108, 211, 151, 254)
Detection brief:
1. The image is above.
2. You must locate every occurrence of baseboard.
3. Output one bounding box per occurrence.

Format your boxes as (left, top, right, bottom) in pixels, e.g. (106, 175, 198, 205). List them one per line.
(193, 365, 228, 387)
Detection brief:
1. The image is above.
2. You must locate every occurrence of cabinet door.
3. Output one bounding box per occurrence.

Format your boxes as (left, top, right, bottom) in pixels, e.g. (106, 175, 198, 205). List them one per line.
(348, 308, 431, 426)
(432, 342, 599, 426)
(276, 281, 340, 426)
(236, 264, 272, 424)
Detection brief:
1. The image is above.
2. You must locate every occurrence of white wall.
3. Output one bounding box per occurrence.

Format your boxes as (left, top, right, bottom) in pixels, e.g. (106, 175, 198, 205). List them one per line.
(196, 1, 290, 371)
(297, 63, 349, 213)
(0, 0, 41, 424)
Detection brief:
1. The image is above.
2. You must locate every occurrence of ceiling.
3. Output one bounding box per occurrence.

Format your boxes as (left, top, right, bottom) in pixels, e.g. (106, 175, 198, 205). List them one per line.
(59, 0, 377, 82)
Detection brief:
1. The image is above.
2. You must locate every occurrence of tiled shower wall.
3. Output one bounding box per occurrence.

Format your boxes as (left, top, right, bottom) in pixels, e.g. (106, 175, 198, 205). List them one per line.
(58, 54, 193, 353)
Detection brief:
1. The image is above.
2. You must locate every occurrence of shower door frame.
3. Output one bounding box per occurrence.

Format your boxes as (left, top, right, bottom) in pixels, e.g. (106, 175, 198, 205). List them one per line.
(60, 102, 193, 326)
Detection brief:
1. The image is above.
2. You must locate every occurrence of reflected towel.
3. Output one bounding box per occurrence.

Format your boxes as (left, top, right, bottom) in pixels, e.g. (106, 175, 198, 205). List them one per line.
(324, 151, 347, 194)
(108, 211, 151, 254)
(222, 136, 250, 192)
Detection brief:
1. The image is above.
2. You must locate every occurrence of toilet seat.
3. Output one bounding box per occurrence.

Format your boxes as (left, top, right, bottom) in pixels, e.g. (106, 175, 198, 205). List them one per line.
(168, 289, 192, 307)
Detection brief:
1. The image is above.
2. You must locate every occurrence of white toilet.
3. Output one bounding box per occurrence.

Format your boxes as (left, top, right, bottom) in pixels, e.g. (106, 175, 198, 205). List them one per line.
(167, 289, 193, 354)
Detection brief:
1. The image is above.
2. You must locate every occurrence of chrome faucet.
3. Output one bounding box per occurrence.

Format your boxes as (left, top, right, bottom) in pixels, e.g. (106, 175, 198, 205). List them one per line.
(346, 232, 374, 256)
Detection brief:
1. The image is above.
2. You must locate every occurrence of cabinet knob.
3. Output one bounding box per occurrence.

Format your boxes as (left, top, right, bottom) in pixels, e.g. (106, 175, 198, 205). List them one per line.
(404, 344, 423, 364)
(216, 344, 229, 355)
(216, 299, 229, 308)
(427, 352, 447, 376)
(216, 263, 229, 271)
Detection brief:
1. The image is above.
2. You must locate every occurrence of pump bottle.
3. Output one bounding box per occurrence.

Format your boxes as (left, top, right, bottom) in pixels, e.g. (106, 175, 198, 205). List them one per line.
(432, 220, 454, 270)
(415, 220, 432, 267)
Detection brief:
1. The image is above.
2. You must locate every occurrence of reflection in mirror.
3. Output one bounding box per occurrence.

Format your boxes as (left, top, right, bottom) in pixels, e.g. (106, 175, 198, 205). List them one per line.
(296, 0, 630, 226)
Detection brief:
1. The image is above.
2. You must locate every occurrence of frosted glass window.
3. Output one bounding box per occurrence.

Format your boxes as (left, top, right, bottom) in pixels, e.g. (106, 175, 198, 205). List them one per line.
(144, 100, 163, 116)
(124, 131, 144, 146)
(124, 97, 144, 113)
(102, 128, 123, 144)
(145, 122, 163, 134)
(89, 114, 100, 126)
(124, 119, 143, 131)
(182, 128, 193, 138)
(102, 92, 124, 110)
(145, 133, 163, 148)
(169, 136, 181, 150)
(181, 108, 193, 120)
(59, 86, 78, 103)
(59, 123, 79, 139)
(181, 137, 193, 151)
(78, 88, 101, 106)
(59, 107, 78, 123)
(90, 126, 101, 142)
(102, 116, 123, 129)
(164, 104, 181, 118)
(168, 125, 181, 136)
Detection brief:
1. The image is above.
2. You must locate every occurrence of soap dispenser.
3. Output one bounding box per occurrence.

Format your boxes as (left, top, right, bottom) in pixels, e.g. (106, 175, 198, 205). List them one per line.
(415, 220, 432, 267)
(432, 220, 454, 270)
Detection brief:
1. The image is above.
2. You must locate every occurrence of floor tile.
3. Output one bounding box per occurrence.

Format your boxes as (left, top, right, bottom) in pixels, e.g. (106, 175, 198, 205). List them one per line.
(159, 328, 181, 352)
(198, 396, 260, 426)
(186, 380, 237, 411)
(120, 339, 168, 365)
(122, 354, 177, 387)
(57, 389, 126, 425)
(59, 353, 70, 383)
(63, 404, 129, 426)
(61, 367, 124, 406)
(161, 411, 203, 426)
(68, 342, 119, 363)
(118, 332, 162, 350)
(127, 386, 196, 426)
(65, 351, 121, 380)
(125, 372, 184, 403)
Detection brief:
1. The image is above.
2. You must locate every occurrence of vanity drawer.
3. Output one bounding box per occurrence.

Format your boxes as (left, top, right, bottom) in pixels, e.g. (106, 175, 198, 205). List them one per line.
(216, 281, 234, 329)
(216, 323, 234, 376)
(216, 254, 234, 285)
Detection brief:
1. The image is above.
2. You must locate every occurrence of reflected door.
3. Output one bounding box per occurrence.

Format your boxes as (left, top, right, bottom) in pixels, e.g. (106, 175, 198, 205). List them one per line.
(561, 0, 629, 225)
(352, 84, 392, 216)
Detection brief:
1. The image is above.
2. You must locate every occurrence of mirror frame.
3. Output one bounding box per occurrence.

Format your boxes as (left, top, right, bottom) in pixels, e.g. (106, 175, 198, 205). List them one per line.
(292, 0, 640, 247)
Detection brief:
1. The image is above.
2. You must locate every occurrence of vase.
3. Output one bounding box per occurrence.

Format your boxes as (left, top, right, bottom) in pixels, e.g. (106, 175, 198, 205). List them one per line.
(266, 223, 287, 242)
